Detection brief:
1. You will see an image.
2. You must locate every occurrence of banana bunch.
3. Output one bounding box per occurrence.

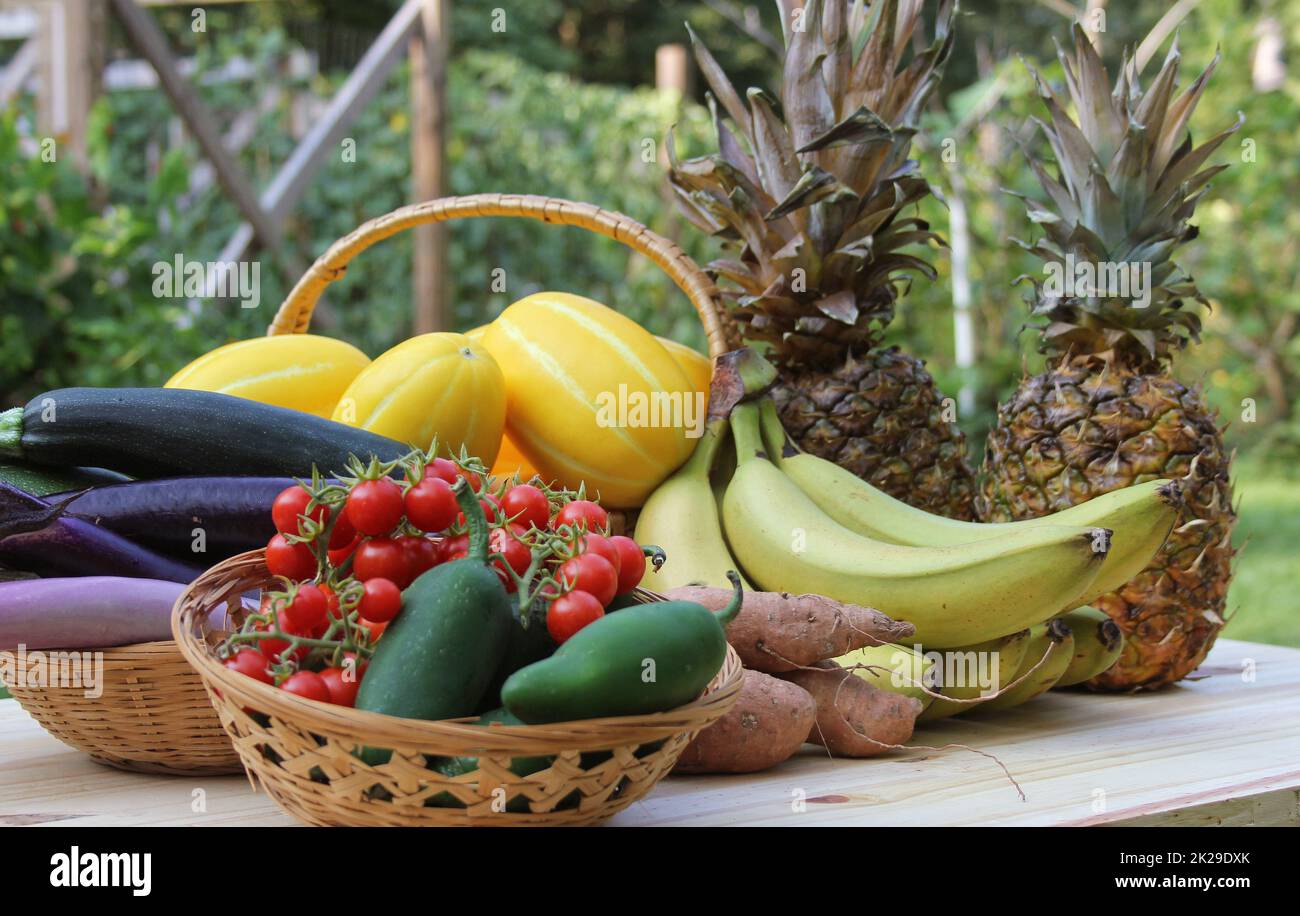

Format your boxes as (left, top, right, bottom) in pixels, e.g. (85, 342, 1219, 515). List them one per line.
(637, 382, 1171, 678)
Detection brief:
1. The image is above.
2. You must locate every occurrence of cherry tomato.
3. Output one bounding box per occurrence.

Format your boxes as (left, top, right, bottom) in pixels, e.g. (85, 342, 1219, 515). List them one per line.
(326, 507, 357, 549)
(404, 477, 458, 532)
(318, 666, 360, 707)
(280, 671, 331, 703)
(425, 457, 459, 485)
(346, 478, 405, 536)
(265, 533, 317, 580)
(353, 537, 410, 586)
(256, 611, 310, 663)
(553, 499, 608, 533)
(438, 533, 468, 564)
(582, 533, 622, 576)
(399, 535, 439, 581)
(487, 527, 530, 593)
(456, 467, 483, 493)
(500, 484, 550, 531)
(358, 577, 402, 623)
(609, 536, 646, 594)
(328, 537, 359, 568)
(281, 583, 329, 635)
(547, 590, 605, 643)
(458, 494, 502, 527)
(271, 486, 326, 536)
(224, 649, 273, 684)
(557, 553, 618, 606)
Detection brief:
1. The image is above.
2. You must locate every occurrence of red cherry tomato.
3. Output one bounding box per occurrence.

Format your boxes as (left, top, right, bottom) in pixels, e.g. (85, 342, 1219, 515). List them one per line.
(399, 535, 439, 580)
(458, 494, 502, 527)
(326, 507, 357, 549)
(271, 486, 327, 536)
(327, 537, 359, 568)
(280, 671, 331, 703)
(318, 666, 361, 707)
(500, 484, 550, 531)
(582, 533, 621, 576)
(547, 590, 605, 643)
(553, 500, 608, 533)
(358, 577, 403, 623)
(255, 610, 310, 663)
(346, 478, 405, 536)
(353, 537, 411, 586)
(404, 477, 458, 532)
(224, 649, 273, 684)
(488, 526, 531, 593)
(456, 467, 483, 493)
(265, 533, 317, 580)
(609, 536, 646, 594)
(557, 553, 618, 606)
(281, 583, 329, 635)
(438, 533, 468, 564)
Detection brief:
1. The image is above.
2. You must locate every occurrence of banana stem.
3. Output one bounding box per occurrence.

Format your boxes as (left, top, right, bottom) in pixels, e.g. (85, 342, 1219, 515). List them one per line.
(757, 398, 793, 459)
(681, 418, 728, 480)
(729, 401, 765, 465)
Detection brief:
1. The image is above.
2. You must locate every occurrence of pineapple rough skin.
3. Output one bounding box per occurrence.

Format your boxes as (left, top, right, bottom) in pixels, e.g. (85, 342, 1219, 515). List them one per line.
(978, 362, 1237, 691)
(774, 346, 977, 521)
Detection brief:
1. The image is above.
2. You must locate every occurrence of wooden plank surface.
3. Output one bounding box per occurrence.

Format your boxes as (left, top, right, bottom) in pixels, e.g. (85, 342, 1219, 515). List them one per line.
(1, 639, 1296, 827)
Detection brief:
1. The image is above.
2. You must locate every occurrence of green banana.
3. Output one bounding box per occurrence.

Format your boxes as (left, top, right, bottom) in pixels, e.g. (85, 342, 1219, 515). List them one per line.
(1054, 606, 1124, 687)
(918, 629, 1032, 722)
(973, 620, 1075, 714)
(758, 398, 1181, 605)
(635, 418, 749, 591)
(722, 403, 1110, 648)
(836, 643, 937, 711)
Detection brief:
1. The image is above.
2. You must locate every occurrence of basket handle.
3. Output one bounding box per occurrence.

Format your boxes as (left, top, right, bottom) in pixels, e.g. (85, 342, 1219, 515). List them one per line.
(266, 193, 735, 359)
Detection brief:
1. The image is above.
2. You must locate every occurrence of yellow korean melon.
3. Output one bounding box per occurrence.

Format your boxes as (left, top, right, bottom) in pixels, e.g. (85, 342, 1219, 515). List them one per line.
(481, 292, 699, 508)
(655, 336, 712, 396)
(165, 334, 370, 418)
(331, 332, 505, 464)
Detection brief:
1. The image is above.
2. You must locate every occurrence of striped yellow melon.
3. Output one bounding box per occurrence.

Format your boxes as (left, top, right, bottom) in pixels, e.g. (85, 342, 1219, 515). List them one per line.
(165, 334, 370, 418)
(331, 332, 505, 464)
(656, 336, 712, 396)
(481, 292, 699, 508)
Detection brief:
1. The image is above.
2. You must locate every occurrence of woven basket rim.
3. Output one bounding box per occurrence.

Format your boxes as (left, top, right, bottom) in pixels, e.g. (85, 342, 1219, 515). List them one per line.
(173, 551, 744, 755)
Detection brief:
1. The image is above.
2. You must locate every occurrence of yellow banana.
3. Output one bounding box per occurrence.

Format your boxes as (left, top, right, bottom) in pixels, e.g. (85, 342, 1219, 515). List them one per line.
(918, 629, 1032, 722)
(723, 403, 1109, 648)
(836, 643, 937, 711)
(759, 398, 1181, 605)
(1055, 606, 1124, 688)
(635, 419, 748, 591)
(973, 620, 1075, 714)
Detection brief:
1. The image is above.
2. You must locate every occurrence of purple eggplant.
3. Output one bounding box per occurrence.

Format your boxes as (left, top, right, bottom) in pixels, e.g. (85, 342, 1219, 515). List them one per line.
(52, 476, 292, 559)
(0, 577, 234, 650)
(0, 481, 202, 583)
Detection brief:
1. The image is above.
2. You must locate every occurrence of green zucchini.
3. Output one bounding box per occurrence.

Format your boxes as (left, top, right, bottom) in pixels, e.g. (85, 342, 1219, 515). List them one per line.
(356, 481, 513, 765)
(0, 462, 130, 496)
(0, 388, 408, 479)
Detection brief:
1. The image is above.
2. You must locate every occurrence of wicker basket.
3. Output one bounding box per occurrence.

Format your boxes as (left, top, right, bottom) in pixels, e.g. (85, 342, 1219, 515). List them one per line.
(2, 640, 242, 775)
(174, 552, 743, 826)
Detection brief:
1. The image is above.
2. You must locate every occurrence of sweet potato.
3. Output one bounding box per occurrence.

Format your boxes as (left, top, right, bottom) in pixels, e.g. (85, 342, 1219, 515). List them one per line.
(779, 661, 922, 758)
(664, 586, 913, 673)
(673, 670, 816, 774)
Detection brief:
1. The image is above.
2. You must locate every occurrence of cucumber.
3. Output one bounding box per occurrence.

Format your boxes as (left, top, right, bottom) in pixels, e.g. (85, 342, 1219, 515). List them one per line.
(424, 709, 554, 812)
(0, 462, 130, 496)
(355, 482, 513, 765)
(0, 388, 409, 479)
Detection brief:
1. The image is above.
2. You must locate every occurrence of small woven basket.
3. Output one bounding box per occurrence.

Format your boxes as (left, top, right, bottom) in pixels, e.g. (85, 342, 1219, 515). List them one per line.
(174, 552, 743, 826)
(2, 640, 241, 775)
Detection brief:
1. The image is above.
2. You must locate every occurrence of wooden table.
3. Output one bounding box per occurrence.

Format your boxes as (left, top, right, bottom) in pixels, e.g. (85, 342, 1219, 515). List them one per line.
(2, 639, 1297, 827)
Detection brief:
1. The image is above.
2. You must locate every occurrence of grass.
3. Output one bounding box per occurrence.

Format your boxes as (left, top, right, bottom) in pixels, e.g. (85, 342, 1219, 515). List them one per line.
(1222, 464, 1300, 648)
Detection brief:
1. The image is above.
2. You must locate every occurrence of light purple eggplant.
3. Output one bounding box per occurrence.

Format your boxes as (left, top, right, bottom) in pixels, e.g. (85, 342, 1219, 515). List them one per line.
(0, 577, 233, 650)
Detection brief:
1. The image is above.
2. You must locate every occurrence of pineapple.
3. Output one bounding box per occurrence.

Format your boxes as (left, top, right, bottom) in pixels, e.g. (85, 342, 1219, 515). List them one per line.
(978, 25, 1243, 690)
(668, 0, 977, 519)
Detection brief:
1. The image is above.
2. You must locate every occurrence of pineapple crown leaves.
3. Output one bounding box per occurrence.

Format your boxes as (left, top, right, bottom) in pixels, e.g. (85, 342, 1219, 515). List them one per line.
(668, 0, 957, 369)
(1013, 23, 1244, 368)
